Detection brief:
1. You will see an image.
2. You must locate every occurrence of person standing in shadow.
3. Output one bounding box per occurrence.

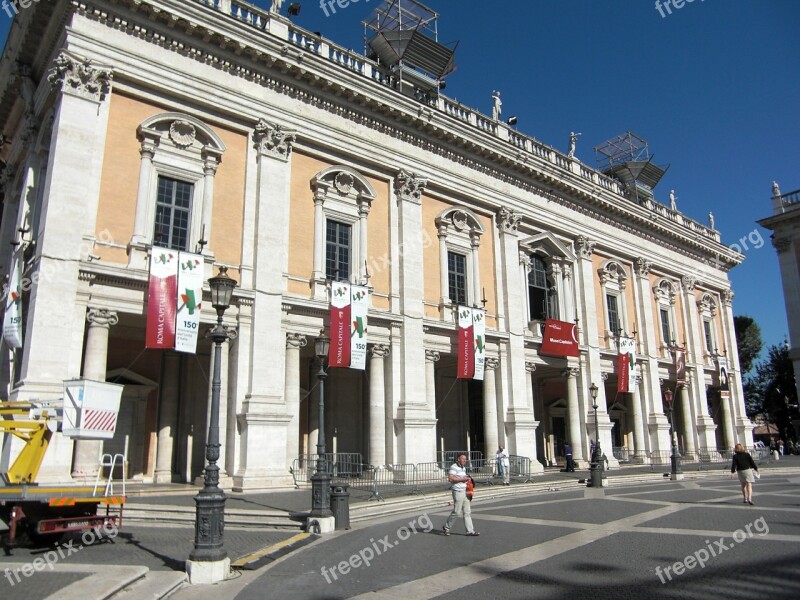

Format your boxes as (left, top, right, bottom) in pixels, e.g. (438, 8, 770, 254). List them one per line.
(563, 442, 575, 472)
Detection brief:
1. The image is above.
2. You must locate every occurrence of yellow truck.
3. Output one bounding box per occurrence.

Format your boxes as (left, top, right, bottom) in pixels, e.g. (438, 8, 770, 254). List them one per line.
(0, 381, 125, 553)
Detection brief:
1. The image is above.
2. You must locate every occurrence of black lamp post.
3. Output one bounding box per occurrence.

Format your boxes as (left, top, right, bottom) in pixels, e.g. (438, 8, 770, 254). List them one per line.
(310, 329, 332, 518)
(190, 266, 237, 563)
(589, 383, 603, 487)
(663, 388, 683, 479)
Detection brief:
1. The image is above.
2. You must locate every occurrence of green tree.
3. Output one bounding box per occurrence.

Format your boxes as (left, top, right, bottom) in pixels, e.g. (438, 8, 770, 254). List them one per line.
(734, 315, 763, 375)
(744, 342, 798, 441)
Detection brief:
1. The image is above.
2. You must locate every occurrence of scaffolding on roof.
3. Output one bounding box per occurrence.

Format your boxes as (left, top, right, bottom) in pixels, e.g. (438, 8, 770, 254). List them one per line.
(593, 132, 669, 199)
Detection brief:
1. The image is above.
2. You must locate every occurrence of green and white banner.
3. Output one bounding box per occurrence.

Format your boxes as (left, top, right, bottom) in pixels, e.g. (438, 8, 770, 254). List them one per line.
(350, 285, 369, 370)
(175, 252, 204, 353)
(2, 248, 23, 349)
(473, 309, 485, 381)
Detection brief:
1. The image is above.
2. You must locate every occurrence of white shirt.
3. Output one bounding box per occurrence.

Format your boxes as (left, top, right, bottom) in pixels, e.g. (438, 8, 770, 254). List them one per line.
(496, 449, 510, 467)
(449, 462, 467, 492)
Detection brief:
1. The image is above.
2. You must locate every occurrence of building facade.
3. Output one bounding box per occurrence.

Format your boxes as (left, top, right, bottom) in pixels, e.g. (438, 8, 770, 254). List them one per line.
(0, 0, 752, 489)
(759, 183, 800, 440)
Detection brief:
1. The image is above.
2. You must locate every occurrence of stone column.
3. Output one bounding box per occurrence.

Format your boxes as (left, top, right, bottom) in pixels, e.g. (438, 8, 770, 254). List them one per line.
(200, 150, 222, 256)
(496, 207, 537, 459)
(233, 119, 296, 490)
(312, 188, 325, 286)
(285, 333, 307, 466)
(679, 383, 696, 455)
(564, 367, 584, 465)
(682, 276, 715, 449)
(425, 350, 440, 419)
(358, 197, 372, 282)
(368, 344, 390, 466)
(482, 358, 500, 454)
(394, 170, 436, 464)
(720, 289, 753, 443)
(71, 309, 118, 477)
(154, 352, 181, 483)
(438, 224, 449, 310)
(470, 231, 481, 304)
(631, 374, 648, 463)
(524, 361, 542, 470)
(130, 130, 159, 247)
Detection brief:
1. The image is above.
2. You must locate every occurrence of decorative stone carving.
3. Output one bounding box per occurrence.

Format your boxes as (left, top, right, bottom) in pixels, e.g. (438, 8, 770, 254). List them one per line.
(697, 293, 717, 317)
(48, 52, 112, 102)
(425, 349, 440, 363)
(334, 171, 355, 195)
(486, 357, 500, 370)
(169, 120, 197, 148)
(286, 332, 308, 349)
(635, 257, 651, 278)
(497, 206, 521, 233)
(394, 169, 427, 203)
(525, 361, 536, 373)
(86, 308, 119, 328)
(561, 367, 579, 379)
(369, 344, 390, 359)
(575, 235, 595, 259)
(721, 289, 734, 307)
(653, 279, 678, 305)
(681, 275, 696, 292)
(253, 118, 296, 158)
(771, 236, 790, 254)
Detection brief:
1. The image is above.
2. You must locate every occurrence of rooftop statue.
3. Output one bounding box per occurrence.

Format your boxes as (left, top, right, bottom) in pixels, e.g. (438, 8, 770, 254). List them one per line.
(567, 132, 581, 158)
(491, 90, 502, 121)
(772, 181, 781, 198)
(669, 190, 677, 211)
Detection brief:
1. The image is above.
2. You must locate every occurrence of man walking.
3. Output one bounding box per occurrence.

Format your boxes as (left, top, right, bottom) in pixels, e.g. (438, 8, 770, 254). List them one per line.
(564, 442, 575, 472)
(443, 454, 480, 537)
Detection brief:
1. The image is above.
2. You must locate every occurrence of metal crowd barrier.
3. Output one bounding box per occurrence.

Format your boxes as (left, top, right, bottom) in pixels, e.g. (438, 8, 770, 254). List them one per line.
(437, 451, 483, 469)
(509, 455, 533, 483)
(612, 446, 631, 463)
(290, 453, 364, 487)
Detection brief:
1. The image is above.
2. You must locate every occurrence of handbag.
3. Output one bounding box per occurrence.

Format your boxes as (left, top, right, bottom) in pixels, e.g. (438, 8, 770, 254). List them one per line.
(466, 476, 475, 501)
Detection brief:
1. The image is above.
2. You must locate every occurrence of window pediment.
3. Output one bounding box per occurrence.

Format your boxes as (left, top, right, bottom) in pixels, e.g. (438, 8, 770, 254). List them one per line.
(138, 113, 226, 154)
(435, 207, 484, 235)
(519, 232, 576, 262)
(311, 166, 377, 201)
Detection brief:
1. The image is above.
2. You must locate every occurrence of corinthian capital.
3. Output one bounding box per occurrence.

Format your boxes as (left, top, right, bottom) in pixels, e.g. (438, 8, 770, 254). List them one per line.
(394, 169, 427, 204)
(575, 236, 595, 259)
(253, 119, 296, 159)
(497, 206, 521, 233)
(48, 51, 113, 102)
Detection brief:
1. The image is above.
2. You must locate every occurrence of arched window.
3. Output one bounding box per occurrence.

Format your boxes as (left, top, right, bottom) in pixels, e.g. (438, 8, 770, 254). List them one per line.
(528, 255, 558, 320)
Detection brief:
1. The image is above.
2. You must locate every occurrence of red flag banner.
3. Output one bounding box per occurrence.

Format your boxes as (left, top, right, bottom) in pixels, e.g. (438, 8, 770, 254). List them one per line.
(617, 336, 636, 393)
(540, 319, 579, 358)
(146, 247, 178, 349)
(329, 281, 351, 368)
(457, 306, 475, 379)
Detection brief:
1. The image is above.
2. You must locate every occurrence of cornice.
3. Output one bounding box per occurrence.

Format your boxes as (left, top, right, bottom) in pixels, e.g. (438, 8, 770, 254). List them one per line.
(69, 0, 737, 271)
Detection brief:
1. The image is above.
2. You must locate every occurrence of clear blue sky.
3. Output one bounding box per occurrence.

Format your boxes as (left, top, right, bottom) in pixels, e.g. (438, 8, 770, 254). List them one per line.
(2, 0, 798, 356)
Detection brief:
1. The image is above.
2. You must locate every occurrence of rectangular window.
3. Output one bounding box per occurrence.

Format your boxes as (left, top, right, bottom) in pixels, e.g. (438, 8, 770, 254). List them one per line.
(660, 309, 672, 345)
(326, 220, 351, 281)
(606, 294, 620, 335)
(703, 320, 714, 352)
(448, 251, 467, 305)
(154, 177, 193, 251)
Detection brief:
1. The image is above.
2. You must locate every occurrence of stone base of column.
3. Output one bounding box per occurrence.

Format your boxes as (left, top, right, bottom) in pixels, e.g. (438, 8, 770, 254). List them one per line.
(647, 416, 672, 452)
(695, 416, 718, 450)
(153, 471, 176, 484)
(185, 557, 230, 585)
(231, 471, 294, 491)
(194, 474, 234, 489)
(233, 411, 293, 490)
(394, 409, 437, 465)
(735, 417, 757, 446)
(504, 412, 544, 473)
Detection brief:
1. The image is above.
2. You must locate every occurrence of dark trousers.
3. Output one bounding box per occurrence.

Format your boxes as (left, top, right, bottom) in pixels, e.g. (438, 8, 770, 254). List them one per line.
(565, 455, 575, 472)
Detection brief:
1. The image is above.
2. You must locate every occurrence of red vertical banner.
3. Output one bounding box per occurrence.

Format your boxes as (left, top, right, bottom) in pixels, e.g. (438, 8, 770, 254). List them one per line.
(146, 247, 178, 349)
(457, 307, 475, 379)
(675, 349, 686, 387)
(617, 353, 630, 393)
(617, 336, 636, 393)
(329, 281, 351, 368)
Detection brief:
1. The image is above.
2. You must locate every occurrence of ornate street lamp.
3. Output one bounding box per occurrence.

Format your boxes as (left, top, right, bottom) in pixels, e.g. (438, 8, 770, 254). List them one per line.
(663, 387, 683, 480)
(310, 329, 333, 518)
(189, 266, 237, 577)
(589, 382, 603, 487)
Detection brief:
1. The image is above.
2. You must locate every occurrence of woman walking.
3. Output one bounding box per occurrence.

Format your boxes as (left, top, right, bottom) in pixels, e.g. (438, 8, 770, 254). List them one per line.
(730, 443, 759, 505)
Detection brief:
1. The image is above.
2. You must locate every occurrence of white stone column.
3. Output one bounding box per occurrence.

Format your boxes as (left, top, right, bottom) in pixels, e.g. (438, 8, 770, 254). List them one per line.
(482, 358, 500, 455)
(368, 344, 390, 466)
(130, 131, 159, 246)
(496, 207, 537, 459)
(682, 276, 716, 449)
(200, 150, 221, 256)
(679, 384, 696, 455)
(71, 309, 118, 477)
(438, 224, 449, 308)
(425, 350, 440, 420)
(631, 374, 648, 463)
(564, 367, 585, 465)
(470, 231, 481, 304)
(155, 353, 181, 483)
(234, 119, 296, 490)
(312, 188, 325, 284)
(524, 361, 543, 471)
(720, 289, 753, 444)
(358, 198, 371, 282)
(719, 389, 735, 450)
(285, 333, 307, 466)
(394, 170, 436, 464)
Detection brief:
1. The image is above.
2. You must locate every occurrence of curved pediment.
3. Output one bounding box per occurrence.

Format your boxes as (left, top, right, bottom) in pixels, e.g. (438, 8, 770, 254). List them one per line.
(138, 112, 226, 152)
(435, 207, 485, 234)
(311, 166, 377, 199)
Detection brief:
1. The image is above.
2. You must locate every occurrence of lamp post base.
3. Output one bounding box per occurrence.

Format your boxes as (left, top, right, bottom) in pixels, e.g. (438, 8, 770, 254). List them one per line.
(186, 557, 231, 585)
(670, 454, 683, 480)
(306, 516, 336, 534)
